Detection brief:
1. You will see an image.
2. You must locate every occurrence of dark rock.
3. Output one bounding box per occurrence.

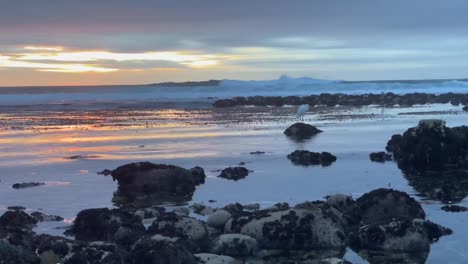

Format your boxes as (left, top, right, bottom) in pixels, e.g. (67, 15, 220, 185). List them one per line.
(147, 212, 208, 252)
(30, 211, 64, 222)
(68, 208, 145, 245)
(210, 234, 258, 257)
(110, 162, 206, 201)
(249, 151, 265, 155)
(463, 105, 468, 112)
(213, 99, 237, 107)
(0, 210, 37, 229)
(7, 206, 25, 211)
(0, 239, 39, 264)
(386, 120, 468, 172)
(287, 150, 337, 166)
(128, 235, 196, 264)
(369, 151, 392, 162)
(65, 154, 99, 160)
(97, 169, 113, 176)
(284, 122, 323, 140)
(356, 188, 425, 224)
(441, 204, 467, 212)
(218, 167, 250, 181)
(240, 205, 347, 250)
(12, 182, 45, 189)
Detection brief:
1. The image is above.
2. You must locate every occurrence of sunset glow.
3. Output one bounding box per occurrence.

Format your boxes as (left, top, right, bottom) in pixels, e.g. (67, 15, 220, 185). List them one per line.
(0, 47, 221, 74)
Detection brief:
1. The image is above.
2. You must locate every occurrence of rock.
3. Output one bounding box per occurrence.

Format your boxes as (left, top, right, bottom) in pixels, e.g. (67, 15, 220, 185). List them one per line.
(195, 253, 242, 264)
(213, 99, 237, 107)
(249, 151, 265, 155)
(12, 182, 45, 189)
(320, 258, 351, 264)
(0, 239, 39, 264)
(7, 206, 25, 211)
(129, 235, 196, 264)
(210, 234, 258, 257)
(287, 150, 337, 166)
(369, 151, 392, 162)
(356, 188, 425, 224)
(284, 122, 323, 140)
(111, 162, 206, 201)
(386, 120, 468, 172)
(68, 208, 145, 243)
(134, 207, 165, 219)
(147, 212, 209, 251)
(441, 204, 467, 212)
(350, 188, 452, 256)
(190, 203, 215, 216)
(463, 105, 468, 112)
(0, 210, 37, 229)
(240, 206, 346, 250)
(174, 207, 191, 216)
(207, 210, 232, 229)
(349, 218, 450, 253)
(243, 203, 260, 211)
(30, 211, 64, 222)
(218, 167, 250, 181)
(97, 169, 113, 176)
(325, 194, 361, 228)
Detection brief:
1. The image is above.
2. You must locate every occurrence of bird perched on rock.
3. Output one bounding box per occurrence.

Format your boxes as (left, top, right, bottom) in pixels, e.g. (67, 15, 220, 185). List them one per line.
(295, 104, 310, 121)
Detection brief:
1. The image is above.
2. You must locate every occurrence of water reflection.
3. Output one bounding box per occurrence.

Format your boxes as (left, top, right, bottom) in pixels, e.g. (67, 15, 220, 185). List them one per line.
(403, 171, 468, 203)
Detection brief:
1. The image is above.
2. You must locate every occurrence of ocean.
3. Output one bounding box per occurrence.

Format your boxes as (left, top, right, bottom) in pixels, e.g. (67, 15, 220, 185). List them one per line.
(0, 77, 467, 263)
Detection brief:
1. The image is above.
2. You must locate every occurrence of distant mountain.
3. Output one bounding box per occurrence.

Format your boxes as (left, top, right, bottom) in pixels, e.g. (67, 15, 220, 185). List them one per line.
(148, 80, 220, 87)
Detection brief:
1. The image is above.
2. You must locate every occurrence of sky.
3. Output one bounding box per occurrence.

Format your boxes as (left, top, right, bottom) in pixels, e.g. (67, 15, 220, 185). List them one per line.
(2, 0, 468, 86)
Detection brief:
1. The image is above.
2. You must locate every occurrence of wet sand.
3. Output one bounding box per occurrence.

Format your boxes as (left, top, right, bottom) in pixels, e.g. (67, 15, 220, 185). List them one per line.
(0, 103, 467, 263)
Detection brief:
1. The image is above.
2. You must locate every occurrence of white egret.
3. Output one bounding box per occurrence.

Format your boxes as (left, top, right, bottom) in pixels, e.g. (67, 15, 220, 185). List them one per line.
(295, 104, 310, 121)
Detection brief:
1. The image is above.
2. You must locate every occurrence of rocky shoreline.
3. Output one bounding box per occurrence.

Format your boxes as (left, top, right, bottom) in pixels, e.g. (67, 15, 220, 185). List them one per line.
(0, 188, 452, 264)
(213, 92, 468, 108)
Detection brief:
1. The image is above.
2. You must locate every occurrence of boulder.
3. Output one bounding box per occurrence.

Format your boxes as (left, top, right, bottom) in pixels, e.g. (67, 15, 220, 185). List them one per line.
(284, 123, 322, 140)
(111, 162, 206, 200)
(218, 167, 250, 181)
(195, 253, 242, 264)
(356, 188, 425, 225)
(369, 151, 392, 162)
(240, 205, 347, 250)
(190, 203, 215, 216)
(129, 235, 196, 264)
(386, 120, 468, 172)
(0, 210, 37, 229)
(349, 218, 451, 253)
(287, 150, 337, 166)
(207, 210, 232, 229)
(68, 208, 145, 244)
(210, 234, 258, 257)
(147, 212, 208, 251)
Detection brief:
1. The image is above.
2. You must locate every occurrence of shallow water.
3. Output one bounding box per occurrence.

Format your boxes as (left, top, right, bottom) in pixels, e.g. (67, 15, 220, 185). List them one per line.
(0, 103, 467, 263)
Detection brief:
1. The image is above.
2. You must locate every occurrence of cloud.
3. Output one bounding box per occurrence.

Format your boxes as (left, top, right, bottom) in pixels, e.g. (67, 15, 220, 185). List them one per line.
(0, 47, 222, 73)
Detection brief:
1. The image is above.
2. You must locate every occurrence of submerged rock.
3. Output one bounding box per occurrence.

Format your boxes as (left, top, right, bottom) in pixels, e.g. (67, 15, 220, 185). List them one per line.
(218, 167, 250, 181)
(441, 204, 467, 212)
(284, 122, 323, 140)
(369, 151, 392, 162)
(111, 162, 206, 203)
(287, 150, 337, 166)
(12, 182, 45, 189)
